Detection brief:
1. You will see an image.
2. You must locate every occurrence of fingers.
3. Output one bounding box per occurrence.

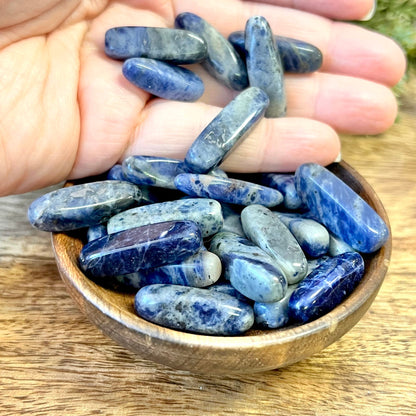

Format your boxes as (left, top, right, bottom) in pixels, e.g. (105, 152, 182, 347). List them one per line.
(123, 100, 340, 173)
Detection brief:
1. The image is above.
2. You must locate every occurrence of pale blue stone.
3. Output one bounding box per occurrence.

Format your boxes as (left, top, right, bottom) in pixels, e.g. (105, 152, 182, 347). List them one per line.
(329, 232, 356, 256)
(87, 223, 108, 242)
(288, 252, 365, 323)
(105, 27, 207, 63)
(107, 198, 223, 238)
(245, 16, 286, 117)
(28, 181, 141, 232)
(295, 163, 389, 253)
(135, 284, 254, 335)
(210, 231, 287, 303)
(184, 87, 269, 173)
(261, 173, 303, 210)
(174, 173, 283, 207)
(241, 205, 308, 284)
(175, 12, 248, 90)
(122, 58, 204, 102)
(221, 203, 245, 237)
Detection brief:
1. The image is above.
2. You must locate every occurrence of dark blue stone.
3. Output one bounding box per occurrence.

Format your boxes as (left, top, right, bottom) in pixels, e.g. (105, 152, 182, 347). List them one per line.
(87, 223, 108, 242)
(107, 164, 127, 181)
(288, 252, 365, 324)
(79, 220, 202, 278)
(295, 163, 389, 253)
(245, 16, 286, 117)
(228, 31, 323, 73)
(261, 173, 303, 210)
(174, 173, 283, 207)
(184, 87, 269, 173)
(105, 26, 207, 63)
(122, 58, 204, 102)
(175, 12, 248, 90)
(28, 181, 141, 232)
(134, 284, 254, 335)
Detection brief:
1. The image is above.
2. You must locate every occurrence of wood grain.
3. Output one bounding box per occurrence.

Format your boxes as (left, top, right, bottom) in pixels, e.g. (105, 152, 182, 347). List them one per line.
(1, 79, 415, 415)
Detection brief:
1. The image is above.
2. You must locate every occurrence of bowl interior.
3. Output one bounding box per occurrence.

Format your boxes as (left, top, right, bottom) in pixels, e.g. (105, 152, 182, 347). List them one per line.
(51, 161, 392, 374)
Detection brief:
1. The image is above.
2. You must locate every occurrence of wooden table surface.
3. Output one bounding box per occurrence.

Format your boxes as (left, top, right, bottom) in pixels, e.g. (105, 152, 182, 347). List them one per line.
(1, 73, 415, 415)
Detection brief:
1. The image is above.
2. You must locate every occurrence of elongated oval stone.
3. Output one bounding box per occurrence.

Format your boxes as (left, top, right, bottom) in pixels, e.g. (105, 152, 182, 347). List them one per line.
(295, 163, 389, 253)
(228, 31, 323, 73)
(122, 58, 204, 102)
(175, 12, 248, 90)
(174, 174, 283, 207)
(241, 205, 308, 284)
(245, 16, 286, 118)
(135, 284, 254, 335)
(79, 220, 202, 278)
(28, 181, 141, 232)
(184, 87, 269, 173)
(210, 231, 287, 303)
(105, 27, 207, 63)
(107, 198, 223, 237)
(288, 252, 365, 323)
(261, 173, 303, 210)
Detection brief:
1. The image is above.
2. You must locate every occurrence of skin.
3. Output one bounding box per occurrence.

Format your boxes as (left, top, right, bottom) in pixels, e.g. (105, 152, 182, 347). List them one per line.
(0, 0, 406, 196)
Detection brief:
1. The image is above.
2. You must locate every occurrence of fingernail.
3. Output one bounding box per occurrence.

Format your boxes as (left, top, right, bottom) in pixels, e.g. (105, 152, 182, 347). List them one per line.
(334, 151, 342, 163)
(359, 0, 377, 21)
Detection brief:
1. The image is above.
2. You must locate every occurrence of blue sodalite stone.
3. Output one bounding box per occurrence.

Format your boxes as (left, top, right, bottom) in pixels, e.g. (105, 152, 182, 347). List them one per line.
(28, 181, 141, 232)
(241, 205, 308, 284)
(295, 163, 389, 253)
(117, 249, 221, 288)
(210, 231, 287, 303)
(107, 164, 127, 181)
(207, 282, 252, 304)
(122, 58, 204, 102)
(221, 203, 245, 237)
(254, 284, 297, 329)
(87, 223, 108, 242)
(329, 232, 355, 256)
(107, 198, 223, 238)
(175, 12, 248, 90)
(245, 16, 286, 118)
(105, 27, 207, 63)
(261, 173, 303, 210)
(288, 252, 365, 323)
(174, 173, 283, 207)
(79, 220, 202, 278)
(134, 284, 254, 335)
(228, 31, 323, 73)
(184, 87, 269, 173)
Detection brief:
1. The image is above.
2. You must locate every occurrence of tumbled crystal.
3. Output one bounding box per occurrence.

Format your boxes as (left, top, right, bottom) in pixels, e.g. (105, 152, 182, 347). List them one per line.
(261, 173, 303, 210)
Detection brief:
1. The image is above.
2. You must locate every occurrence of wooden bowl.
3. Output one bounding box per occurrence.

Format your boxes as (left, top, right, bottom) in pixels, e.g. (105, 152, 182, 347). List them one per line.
(51, 161, 392, 374)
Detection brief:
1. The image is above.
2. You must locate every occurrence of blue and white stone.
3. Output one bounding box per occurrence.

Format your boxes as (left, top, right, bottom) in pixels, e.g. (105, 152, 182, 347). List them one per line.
(254, 284, 297, 329)
(329, 232, 356, 256)
(184, 87, 269, 173)
(87, 223, 108, 242)
(228, 31, 323, 73)
(107, 198, 223, 238)
(295, 163, 389, 253)
(245, 16, 286, 117)
(288, 252, 365, 324)
(28, 181, 141, 232)
(241, 205, 308, 284)
(79, 220, 202, 278)
(221, 203, 245, 237)
(207, 282, 252, 304)
(174, 173, 283, 207)
(261, 173, 303, 210)
(134, 284, 254, 335)
(122, 58, 204, 102)
(210, 231, 287, 303)
(105, 27, 207, 63)
(175, 12, 248, 90)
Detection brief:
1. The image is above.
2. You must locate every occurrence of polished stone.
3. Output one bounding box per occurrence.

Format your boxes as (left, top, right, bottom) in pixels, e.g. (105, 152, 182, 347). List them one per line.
(295, 163, 389, 253)
(228, 31, 323, 73)
(329, 232, 356, 256)
(207, 282, 252, 303)
(134, 284, 254, 335)
(241, 205, 308, 284)
(28, 180, 141, 232)
(184, 87, 269, 173)
(245, 16, 286, 117)
(175, 12, 248, 90)
(79, 220, 202, 278)
(87, 224, 108, 242)
(107, 198, 223, 237)
(122, 57, 204, 102)
(221, 203, 245, 237)
(288, 252, 365, 323)
(210, 231, 287, 303)
(261, 173, 303, 210)
(174, 174, 283, 207)
(107, 164, 126, 181)
(105, 26, 207, 63)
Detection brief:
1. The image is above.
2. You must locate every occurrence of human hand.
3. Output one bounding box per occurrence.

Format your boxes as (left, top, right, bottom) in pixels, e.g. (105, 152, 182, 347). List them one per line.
(0, 0, 406, 196)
